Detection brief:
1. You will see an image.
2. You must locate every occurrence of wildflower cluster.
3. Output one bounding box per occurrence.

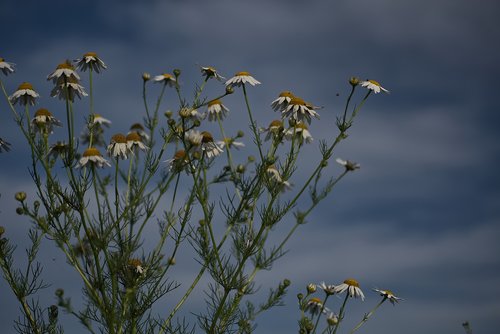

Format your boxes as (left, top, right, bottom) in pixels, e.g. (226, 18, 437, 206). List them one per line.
(0, 51, 394, 334)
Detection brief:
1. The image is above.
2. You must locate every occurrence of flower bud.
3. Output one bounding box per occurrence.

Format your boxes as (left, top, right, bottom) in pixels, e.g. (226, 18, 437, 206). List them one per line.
(15, 192, 27, 202)
(236, 164, 245, 174)
(297, 293, 304, 301)
(247, 155, 255, 162)
(0, 226, 5, 237)
(307, 283, 317, 294)
(16, 207, 24, 215)
(225, 85, 234, 95)
(164, 110, 173, 119)
(142, 73, 151, 82)
(173, 69, 181, 78)
(349, 76, 360, 87)
(283, 278, 291, 287)
(193, 119, 201, 127)
(236, 130, 244, 138)
(55, 288, 64, 297)
(167, 119, 176, 127)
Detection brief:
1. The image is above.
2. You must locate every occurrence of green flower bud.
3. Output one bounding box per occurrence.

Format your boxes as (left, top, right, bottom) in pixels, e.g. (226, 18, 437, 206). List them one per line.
(236, 130, 244, 138)
(0, 226, 5, 237)
(55, 288, 64, 297)
(349, 76, 360, 86)
(142, 73, 151, 82)
(283, 279, 291, 287)
(173, 69, 181, 78)
(15, 192, 27, 202)
(225, 85, 234, 95)
(16, 207, 24, 215)
(307, 283, 317, 294)
(236, 164, 246, 174)
(164, 110, 173, 119)
(297, 293, 304, 301)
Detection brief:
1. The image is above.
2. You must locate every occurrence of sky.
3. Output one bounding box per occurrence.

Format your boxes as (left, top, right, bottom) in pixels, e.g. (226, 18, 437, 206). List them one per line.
(1, 0, 500, 333)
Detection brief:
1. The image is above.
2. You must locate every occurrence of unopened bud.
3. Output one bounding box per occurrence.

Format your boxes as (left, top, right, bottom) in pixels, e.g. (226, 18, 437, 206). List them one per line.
(307, 283, 317, 294)
(142, 73, 151, 82)
(283, 279, 291, 287)
(297, 293, 304, 300)
(236, 130, 244, 138)
(55, 288, 64, 297)
(173, 69, 181, 78)
(16, 207, 24, 215)
(349, 76, 360, 87)
(236, 164, 245, 174)
(15, 192, 27, 202)
(164, 110, 173, 119)
(225, 85, 234, 95)
(0, 226, 5, 237)
(247, 155, 255, 162)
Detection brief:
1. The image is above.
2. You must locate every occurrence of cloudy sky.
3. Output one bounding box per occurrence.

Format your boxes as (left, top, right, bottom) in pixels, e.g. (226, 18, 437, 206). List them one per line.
(1, 0, 499, 333)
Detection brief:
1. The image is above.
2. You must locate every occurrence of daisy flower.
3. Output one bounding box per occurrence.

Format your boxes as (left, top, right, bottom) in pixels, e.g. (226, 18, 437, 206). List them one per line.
(284, 122, 313, 144)
(282, 96, 319, 123)
(50, 76, 88, 101)
(373, 288, 403, 305)
(0, 138, 11, 152)
(185, 129, 203, 147)
(92, 114, 111, 127)
(47, 60, 80, 84)
(225, 71, 261, 87)
(200, 66, 225, 81)
(271, 91, 294, 112)
(79, 147, 111, 168)
(207, 99, 229, 121)
(318, 282, 336, 296)
(261, 119, 284, 142)
(128, 258, 145, 275)
(305, 297, 327, 316)
(47, 141, 69, 160)
(165, 149, 190, 172)
(154, 73, 177, 87)
(360, 79, 389, 94)
(31, 108, 62, 134)
(334, 278, 365, 301)
(201, 131, 223, 159)
(0, 57, 15, 76)
(126, 132, 148, 152)
(179, 107, 204, 121)
(107, 133, 130, 159)
(216, 137, 245, 150)
(74, 52, 107, 73)
(266, 165, 292, 191)
(10, 82, 39, 106)
(335, 158, 360, 171)
(129, 123, 150, 141)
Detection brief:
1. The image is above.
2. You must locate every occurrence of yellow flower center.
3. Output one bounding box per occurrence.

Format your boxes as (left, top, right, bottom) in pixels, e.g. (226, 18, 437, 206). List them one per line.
(223, 137, 232, 144)
(279, 91, 294, 98)
(111, 134, 127, 143)
(174, 150, 186, 160)
(289, 97, 306, 106)
(367, 79, 381, 87)
(201, 131, 214, 143)
(309, 297, 323, 305)
(295, 122, 308, 130)
(128, 258, 142, 267)
(126, 132, 142, 142)
(235, 71, 251, 76)
(56, 60, 75, 70)
(381, 289, 393, 296)
(0, 58, 4, 62)
(84, 52, 98, 57)
(162, 73, 174, 79)
(343, 278, 360, 287)
(208, 99, 222, 106)
(269, 120, 283, 128)
(18, 82, 34, 90)
(130, 123, 145, 131)
(83, 147, 102, 157)
(34, 108, 52, 117)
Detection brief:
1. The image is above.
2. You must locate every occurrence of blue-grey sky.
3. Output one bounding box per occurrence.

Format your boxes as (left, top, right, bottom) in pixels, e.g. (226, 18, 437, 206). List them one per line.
(1, 0, 499, 333)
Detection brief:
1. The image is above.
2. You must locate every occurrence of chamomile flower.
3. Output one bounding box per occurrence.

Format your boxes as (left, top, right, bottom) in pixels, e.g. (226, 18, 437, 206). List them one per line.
(31, 108, 62, 134)
(74, 52, 107, 73)
(185, 129, 203, 147)
(179, 107, 204, 121)
(165, 149, 190, 172)
(266, 165, 292, 191)
(334, 278, 365, 301)
(216, 137, 245, 150)
(50, 76, 88, 101)
(360, 79, 389, 94)
(47, 60, 80, 84)
(128, 259, 145, 275)
(200, 66, 225, 81)
(305, 297, 327, 316)
(373, 288, 403, 305)
(129, 123, 150, 141)
(318, 282, 336, 295)
(261, 120, 284, 142)
(126, 132, 148, 152)
(283, 96, 319, 123)
(79, 147, 111, 168)
(271, 91, 294, 112)
(91, 114, 111, 127)
(207, 99, 229, 121)
(284, 122, 313, 144)
(107, 134, 129, 160)
(0, 138, 11, 152)
(154, 73, 177, 87)
(225, 71, 261, 87)
(47, 142, 69, 160)
(0, 57, 15, 76)
(10, 82, 39, 106)
(201, 131, 223, 159)
(335, 158, 360, 171)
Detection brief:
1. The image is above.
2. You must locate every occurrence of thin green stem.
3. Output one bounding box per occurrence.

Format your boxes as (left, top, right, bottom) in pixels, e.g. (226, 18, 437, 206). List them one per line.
(242, 84, 264, 162)
(349, 298, 386, 334)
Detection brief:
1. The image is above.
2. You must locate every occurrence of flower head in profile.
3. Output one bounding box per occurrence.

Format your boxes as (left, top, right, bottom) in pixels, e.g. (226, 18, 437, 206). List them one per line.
(336, 158, 360, 171)
(373, 288, 403, 305)
(129, 123, 150, 142)
(334, 278, 365, 301)
(266, 165, 292, 192)
(107, 134, 130, 159)
(225, 71, 261, 87)
(10, 82, 39, 106)
(91, 114, 111, 127)
(51, 76, 88, 101)
(200, 66, 225, 81)
(201, 131, 223, 159)
(31, 108, 62, 134)
(283, 96, 319, 123)
(318, 282, 336, 296)
(261, 119, 284, 142)
(154, 73, 177, 87)
(126, 132, 148, 152)
(179, 107, 204, 121)
(128, 258, 145, 275)
(79, 147, 111, 168)
(47, 60, 80, 84)
(47, 141, 69, 160)
(165, 149, 190, 173)
(216, 137, 244, 150)
(207, 99, 229, 121)
(360, 79, 389, 94)
(0, 138, 12, 153)
(74, 52, 107, 73)
(271, 91, 294, 112)
(305, 297, 327, 316)
(185, 129, 203, 147)
(0, 57, 15, 76)
(284, 122, 313, 144)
